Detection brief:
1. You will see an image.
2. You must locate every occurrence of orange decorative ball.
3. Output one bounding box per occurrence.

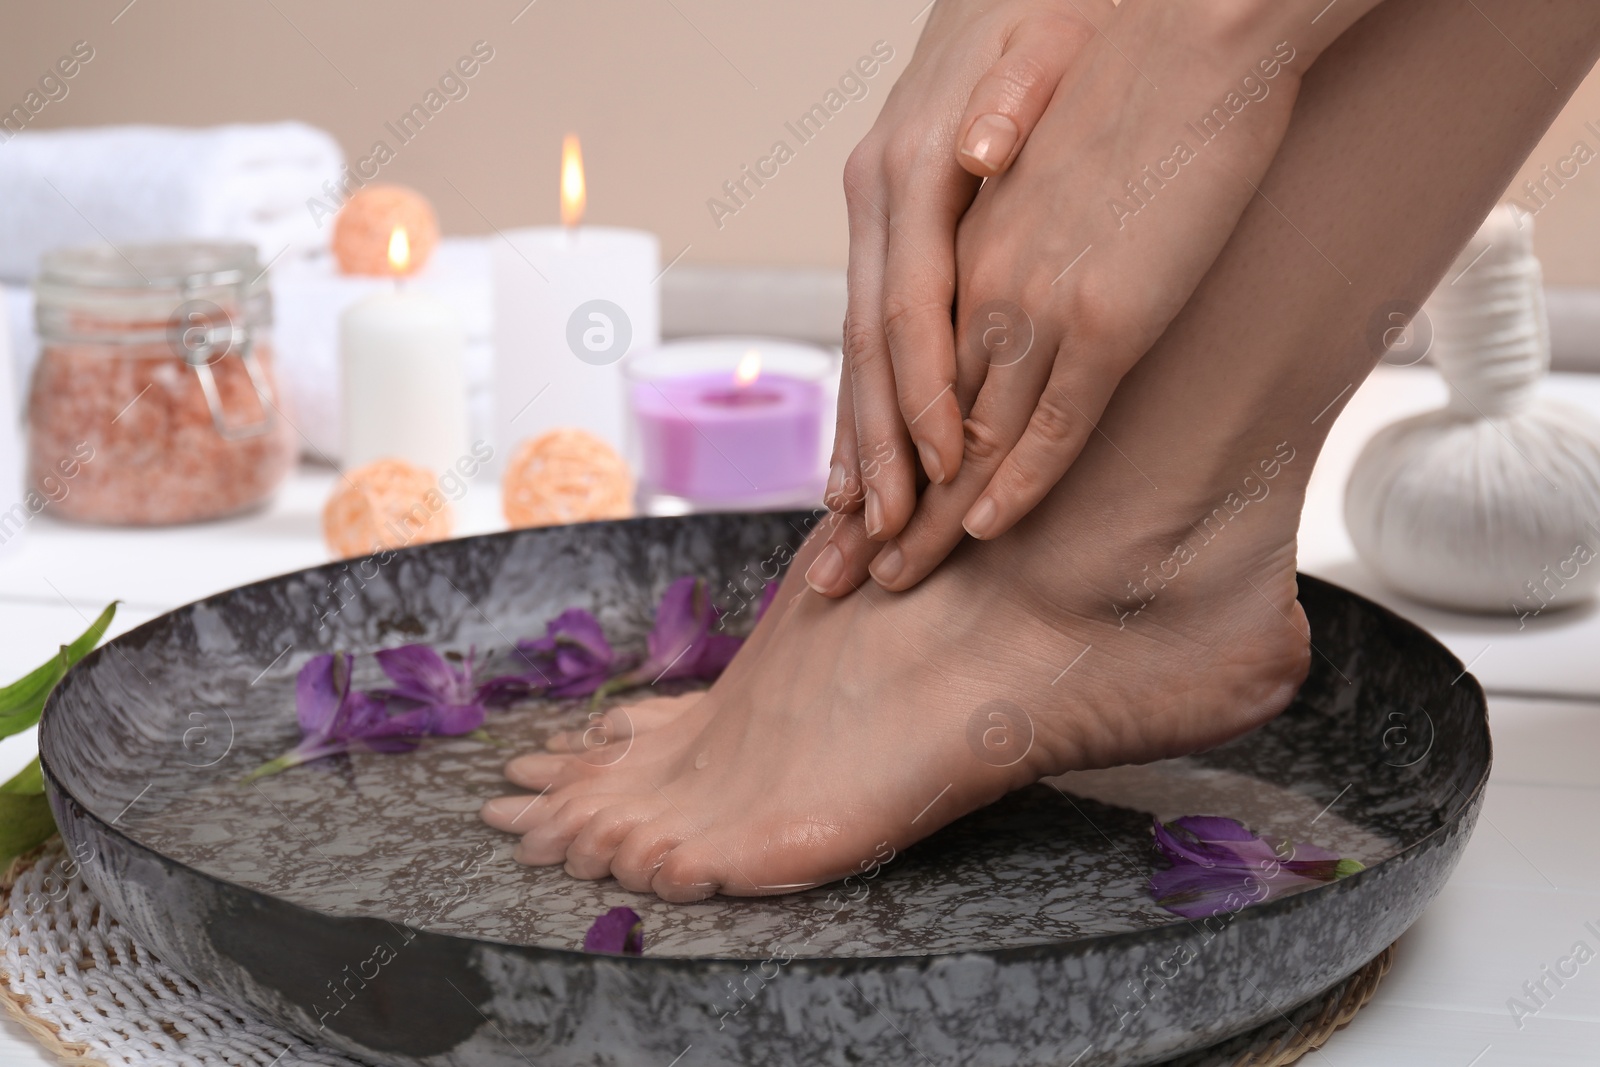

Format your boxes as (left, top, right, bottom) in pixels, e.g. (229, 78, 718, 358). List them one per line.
(323, 458, 454, 559)
(332, 184, 440, 276)
(503, 429, 634, 529)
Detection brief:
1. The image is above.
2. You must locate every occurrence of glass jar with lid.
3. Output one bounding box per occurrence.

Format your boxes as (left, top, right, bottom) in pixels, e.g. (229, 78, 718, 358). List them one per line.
(28, 242, 296, 524)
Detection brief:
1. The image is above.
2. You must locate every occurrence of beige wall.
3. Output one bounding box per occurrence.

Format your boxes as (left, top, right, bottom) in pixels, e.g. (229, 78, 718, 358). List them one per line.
(5, 0, 1600, 283)
(1, 0, 921, 270)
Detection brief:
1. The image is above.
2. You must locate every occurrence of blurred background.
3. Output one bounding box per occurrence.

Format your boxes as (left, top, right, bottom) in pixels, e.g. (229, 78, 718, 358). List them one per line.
(4, 0, 1600, 279)
(0, 0, 921, 271)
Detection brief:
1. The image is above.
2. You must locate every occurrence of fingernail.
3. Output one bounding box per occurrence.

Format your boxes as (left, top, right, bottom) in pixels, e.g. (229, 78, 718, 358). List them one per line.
(825, 462, 846, 507)
(916, 440, 946, 485)
(805, 543, 846, 592)
(870, 542, 905, 586)
(963, 498, 999, 539)
(865, 490, 884, 537)
(960, 114, 1020, 172)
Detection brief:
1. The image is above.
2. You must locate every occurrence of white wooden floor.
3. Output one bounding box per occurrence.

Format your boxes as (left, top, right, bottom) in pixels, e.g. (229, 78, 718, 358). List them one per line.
(0, 365, 1597, 1065)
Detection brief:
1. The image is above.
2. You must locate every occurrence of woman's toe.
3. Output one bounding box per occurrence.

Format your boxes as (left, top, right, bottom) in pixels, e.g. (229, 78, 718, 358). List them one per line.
(563, 799, 664, 880)
(504, 752, 585, 790)
(652, 840, 723, 903)
(612, 817, 695, 894)
(478, 793, 551, 833)
(513, 793, 619, 866)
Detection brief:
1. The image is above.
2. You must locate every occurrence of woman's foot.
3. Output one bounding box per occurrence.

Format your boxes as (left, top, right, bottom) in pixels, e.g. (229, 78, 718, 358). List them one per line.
(481, 429, 1314, 900)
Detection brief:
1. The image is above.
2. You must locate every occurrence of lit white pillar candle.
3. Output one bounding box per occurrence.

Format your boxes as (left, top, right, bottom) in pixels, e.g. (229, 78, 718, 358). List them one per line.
(492, 135, 659, 460)
(340, 227, 470, 472)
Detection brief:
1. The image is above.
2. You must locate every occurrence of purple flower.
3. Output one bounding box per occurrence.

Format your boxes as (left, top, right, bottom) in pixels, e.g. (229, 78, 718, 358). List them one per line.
(370, 644, 516, 735)
(583, 906, 644, 955)
(632, 577, 743, 685)
(245, 652, 430, 780)
(513, 609, 616, 699)
(1148, 815, 1364, 919)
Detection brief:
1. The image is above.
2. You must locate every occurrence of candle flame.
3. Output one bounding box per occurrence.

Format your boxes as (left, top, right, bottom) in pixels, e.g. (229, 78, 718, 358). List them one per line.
(734, 348, 762, 387)
(387, 226, 411, 274)
(561, 133, 586, 228)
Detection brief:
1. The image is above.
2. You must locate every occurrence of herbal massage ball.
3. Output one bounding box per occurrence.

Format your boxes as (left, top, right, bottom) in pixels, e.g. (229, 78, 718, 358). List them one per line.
(323, 458, 455, 559)
(1344, 205, 1600, 614)
(332, 184, 440, 276)
(502, 429, 634, 529)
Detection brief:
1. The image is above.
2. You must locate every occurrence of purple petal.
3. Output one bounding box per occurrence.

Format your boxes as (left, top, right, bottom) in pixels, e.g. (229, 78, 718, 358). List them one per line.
(426, 702, 487, 736)
(1148, 863, 1321, 919)
(295, 653, 347, 739)
(538, 610, 612, 660)
(339, 690, 404, 740)
(583, 906, 644, 955)
(1153, 816, 1282, 870)
(544, 671, 609, 699)
(644, 577, 709, 667)
(514, 609, 616, 696)
(375, 645, 468, 705)
(476, 674, 538, 709)
(1147, 815, 1363, 918)
(351, 699, 432, 751)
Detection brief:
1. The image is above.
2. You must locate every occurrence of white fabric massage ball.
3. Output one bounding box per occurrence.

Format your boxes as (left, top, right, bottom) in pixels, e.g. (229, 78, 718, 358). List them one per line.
(1345, 205, 1600, 614)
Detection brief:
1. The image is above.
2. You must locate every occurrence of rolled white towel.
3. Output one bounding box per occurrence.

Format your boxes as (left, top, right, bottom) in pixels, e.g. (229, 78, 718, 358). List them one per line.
(0, 122, 344, 283)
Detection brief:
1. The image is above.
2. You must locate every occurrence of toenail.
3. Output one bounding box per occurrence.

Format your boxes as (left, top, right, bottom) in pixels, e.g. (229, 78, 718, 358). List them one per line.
(916, 440, 945, 485)
(963, 497, 999, 539)
(805, 543, 845, 592)
(870, 542, 905, 586)
(864, 490, 884, 537)
(482, 796, 541, 829)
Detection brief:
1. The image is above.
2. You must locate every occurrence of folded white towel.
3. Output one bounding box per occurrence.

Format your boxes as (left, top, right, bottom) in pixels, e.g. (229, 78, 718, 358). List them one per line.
(0, 122, 344, 283)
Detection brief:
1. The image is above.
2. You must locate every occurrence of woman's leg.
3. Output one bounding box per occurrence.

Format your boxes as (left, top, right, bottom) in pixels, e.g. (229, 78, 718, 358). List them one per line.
(485, 0, 1600, 899)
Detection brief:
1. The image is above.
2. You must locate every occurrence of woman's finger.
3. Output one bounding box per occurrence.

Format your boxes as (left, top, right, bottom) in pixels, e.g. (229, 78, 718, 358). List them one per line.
(841, 168, 919, 542)
(879, 143, 974, 497)
(803, 509, 878, 598)
(956, 12, 1095, 178)
(825, 357, 864, 514)
(868, 321, 1056, 591)
(961, 344, 1119, 540)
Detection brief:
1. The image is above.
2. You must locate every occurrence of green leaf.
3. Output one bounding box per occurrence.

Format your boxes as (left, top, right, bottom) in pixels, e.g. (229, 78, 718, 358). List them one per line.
(0, 792, 55, 863)
(1334, 858, 1366, 879)
(0, 757, 44, 796)
(0, 759, 57, 871)
(0, 602, 117, 739)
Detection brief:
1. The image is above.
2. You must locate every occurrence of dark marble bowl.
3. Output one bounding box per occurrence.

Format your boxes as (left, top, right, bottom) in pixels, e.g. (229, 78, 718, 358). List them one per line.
(39, 512, 1488, 1067)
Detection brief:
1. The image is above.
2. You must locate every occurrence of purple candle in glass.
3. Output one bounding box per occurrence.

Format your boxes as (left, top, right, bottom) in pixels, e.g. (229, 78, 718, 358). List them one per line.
(628, 341, 828, 508)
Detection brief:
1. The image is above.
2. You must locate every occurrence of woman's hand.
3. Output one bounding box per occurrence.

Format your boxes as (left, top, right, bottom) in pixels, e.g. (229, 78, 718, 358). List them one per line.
(817, 0, 1108, 567)
(815, 0, 1383, 596)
